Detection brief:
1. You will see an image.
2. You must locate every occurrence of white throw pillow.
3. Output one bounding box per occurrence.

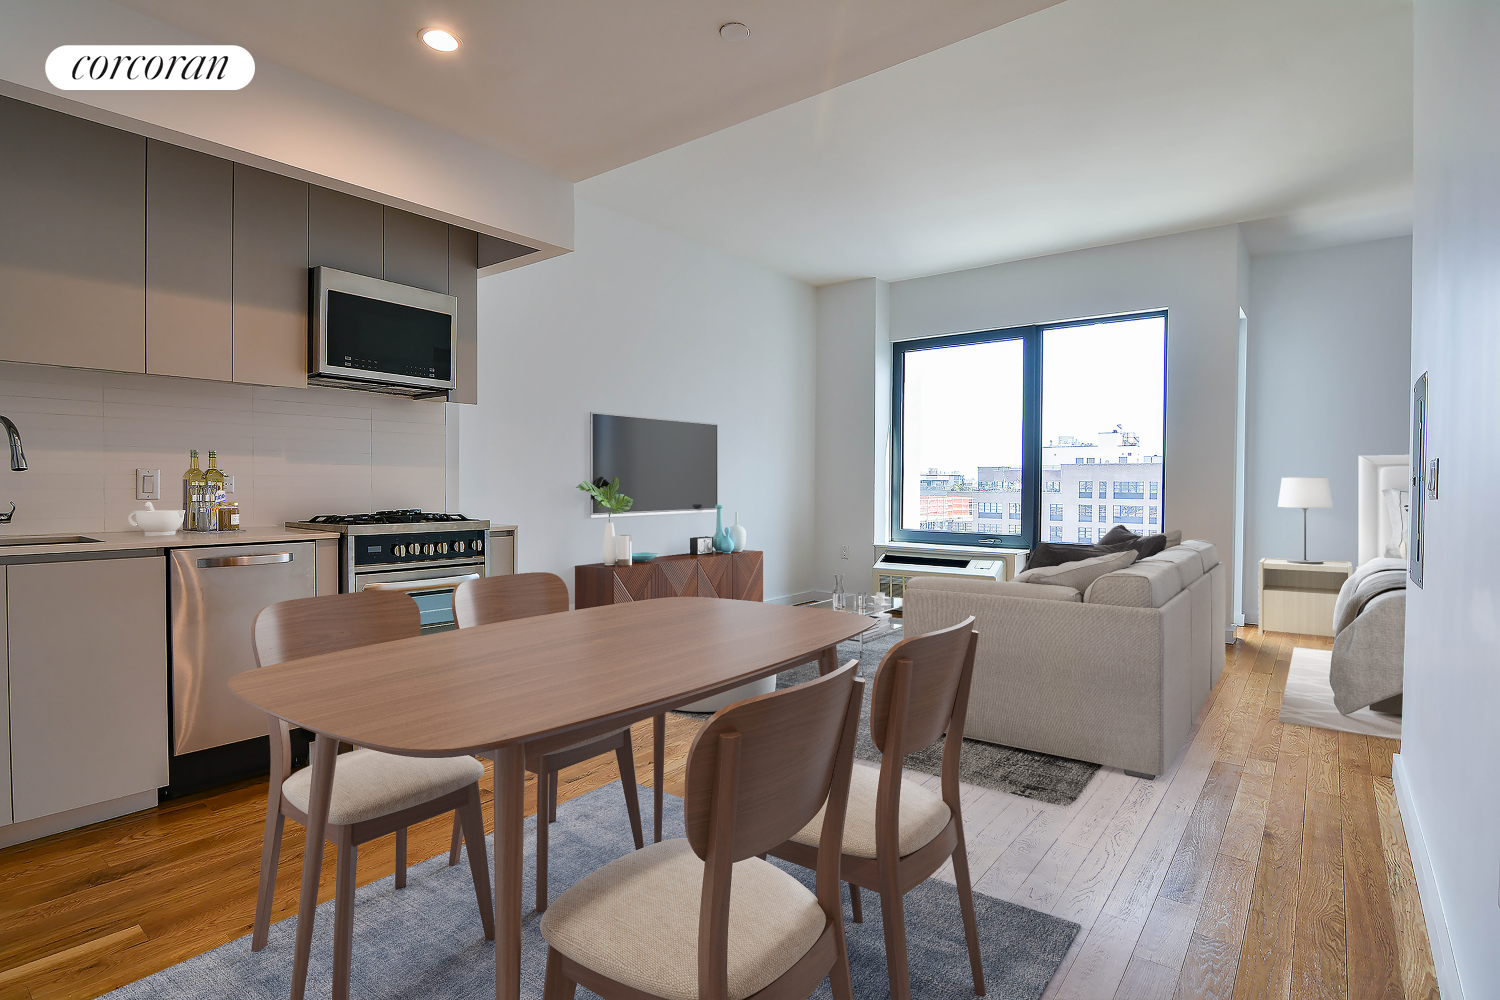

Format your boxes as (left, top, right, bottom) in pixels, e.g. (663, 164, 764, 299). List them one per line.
(1014, 549, 1138, 592)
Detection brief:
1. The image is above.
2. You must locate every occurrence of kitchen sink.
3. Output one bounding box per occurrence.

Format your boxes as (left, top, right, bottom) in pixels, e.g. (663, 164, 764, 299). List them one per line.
(0, 534, 103, 546)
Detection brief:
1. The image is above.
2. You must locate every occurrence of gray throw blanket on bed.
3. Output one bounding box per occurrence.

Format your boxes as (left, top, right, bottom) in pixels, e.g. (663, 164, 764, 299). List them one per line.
(1329, 558, 1406, 715)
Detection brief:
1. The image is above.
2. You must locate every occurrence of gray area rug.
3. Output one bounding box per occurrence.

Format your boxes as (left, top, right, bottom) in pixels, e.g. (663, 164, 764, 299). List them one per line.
(104, 786, 1078, 1000)
(676, 627, 1100, 806)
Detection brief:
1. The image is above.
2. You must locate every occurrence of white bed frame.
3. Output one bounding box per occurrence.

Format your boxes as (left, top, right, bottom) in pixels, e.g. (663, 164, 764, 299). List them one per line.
(1357, 454, 1410, 566)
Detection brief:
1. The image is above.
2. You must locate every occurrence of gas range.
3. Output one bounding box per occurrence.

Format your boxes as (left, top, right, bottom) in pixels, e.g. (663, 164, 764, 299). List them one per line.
(287, 511, 491, 623)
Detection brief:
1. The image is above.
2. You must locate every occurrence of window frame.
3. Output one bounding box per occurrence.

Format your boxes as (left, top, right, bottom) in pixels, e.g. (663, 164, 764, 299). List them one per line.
(890, 310, 1167, 549)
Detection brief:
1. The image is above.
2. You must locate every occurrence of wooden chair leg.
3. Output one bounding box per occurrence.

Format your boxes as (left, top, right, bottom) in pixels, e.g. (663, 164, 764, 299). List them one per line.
(395, 827, 407, 889)
(251, 807, 285, 952)
(653, 713, 665, 843)
(849, 882, 863, 923)
(879, 887, 912, 1000)
(457, 785, 496, 941)
(543, 948, 578, 1000)
(546, 759, 560, 823)
(332, 829, 358, 1000)
(448, 811, 463, 866)
(536, 769, 551, 913)
(615, 739, 645, 850)
(951, 833, 986, 995)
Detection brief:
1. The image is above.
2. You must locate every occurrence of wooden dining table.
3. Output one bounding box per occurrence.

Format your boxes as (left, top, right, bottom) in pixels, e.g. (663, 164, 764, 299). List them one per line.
(229, 595, 872, 1000)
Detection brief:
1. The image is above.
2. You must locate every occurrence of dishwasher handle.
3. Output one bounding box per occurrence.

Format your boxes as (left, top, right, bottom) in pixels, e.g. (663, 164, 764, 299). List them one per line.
(363, 573, 480, 593)
(197, 552, 294, 568)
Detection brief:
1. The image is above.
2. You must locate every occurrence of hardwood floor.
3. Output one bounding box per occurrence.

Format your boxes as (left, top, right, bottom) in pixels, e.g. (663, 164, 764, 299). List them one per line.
(0, 630, 1439, 1000)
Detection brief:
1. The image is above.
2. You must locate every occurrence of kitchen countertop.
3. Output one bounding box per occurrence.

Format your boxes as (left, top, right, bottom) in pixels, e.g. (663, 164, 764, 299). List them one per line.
(0, 526, 341, 563)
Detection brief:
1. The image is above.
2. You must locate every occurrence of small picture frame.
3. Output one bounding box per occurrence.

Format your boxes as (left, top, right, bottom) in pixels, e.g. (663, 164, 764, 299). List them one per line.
(689, 535, 715, 555)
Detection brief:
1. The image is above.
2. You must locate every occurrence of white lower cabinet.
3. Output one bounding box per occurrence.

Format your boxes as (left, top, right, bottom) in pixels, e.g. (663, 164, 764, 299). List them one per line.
(7, 556, 169, 824)
(1, 567, 11, 826)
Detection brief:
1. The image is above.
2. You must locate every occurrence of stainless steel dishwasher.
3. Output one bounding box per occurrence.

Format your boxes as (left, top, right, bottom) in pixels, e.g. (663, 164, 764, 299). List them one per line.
(166, 541, 316, 796)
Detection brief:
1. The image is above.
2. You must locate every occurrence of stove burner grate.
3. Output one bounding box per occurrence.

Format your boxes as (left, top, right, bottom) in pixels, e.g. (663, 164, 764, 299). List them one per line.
(307, 510, 474, 525)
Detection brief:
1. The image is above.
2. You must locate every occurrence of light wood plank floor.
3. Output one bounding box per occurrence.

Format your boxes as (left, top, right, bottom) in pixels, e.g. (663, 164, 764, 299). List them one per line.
(0, 630, 1439, 1000)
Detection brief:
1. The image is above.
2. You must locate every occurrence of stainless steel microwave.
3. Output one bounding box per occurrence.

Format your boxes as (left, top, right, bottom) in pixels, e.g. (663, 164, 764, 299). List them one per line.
(309, 266, 458, 397)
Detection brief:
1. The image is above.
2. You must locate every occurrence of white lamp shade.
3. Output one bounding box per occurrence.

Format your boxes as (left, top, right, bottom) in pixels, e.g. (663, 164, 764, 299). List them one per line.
(1278, 477, 1333, 509)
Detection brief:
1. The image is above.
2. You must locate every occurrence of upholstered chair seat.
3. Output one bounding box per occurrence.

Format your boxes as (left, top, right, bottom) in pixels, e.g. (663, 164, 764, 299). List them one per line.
(280, 749, 485, 826)
(541, 839, 824, 1000)
(789, 764, 951, 859)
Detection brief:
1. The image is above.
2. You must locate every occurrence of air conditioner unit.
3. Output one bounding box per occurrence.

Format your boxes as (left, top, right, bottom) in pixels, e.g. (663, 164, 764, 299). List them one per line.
(872, 553, 1006, 598)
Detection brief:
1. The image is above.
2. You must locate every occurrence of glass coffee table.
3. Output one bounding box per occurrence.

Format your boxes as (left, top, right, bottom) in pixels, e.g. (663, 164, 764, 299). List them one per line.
(804, 596, 901, 663)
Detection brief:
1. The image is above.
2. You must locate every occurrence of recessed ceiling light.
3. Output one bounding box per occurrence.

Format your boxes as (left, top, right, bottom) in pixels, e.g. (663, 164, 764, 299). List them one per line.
(719, 22, 751, 42)
(420, 28, 460, 52)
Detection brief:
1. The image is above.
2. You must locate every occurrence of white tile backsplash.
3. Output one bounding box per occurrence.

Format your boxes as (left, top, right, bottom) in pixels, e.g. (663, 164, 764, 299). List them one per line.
(0, 361, 450, 535)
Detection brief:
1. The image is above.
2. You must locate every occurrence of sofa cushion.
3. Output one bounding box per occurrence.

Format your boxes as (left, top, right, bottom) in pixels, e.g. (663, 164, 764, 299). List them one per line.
(1084, 558, 1185, 608)
(904, 576, 1082, 603)
(1096, 526, 1171, 560)
(1015, 549, 1137, 592)
(1177, 539, 1218, 573)
(1164, 530, 1182, 547)
(1142, 547, 1205, 589)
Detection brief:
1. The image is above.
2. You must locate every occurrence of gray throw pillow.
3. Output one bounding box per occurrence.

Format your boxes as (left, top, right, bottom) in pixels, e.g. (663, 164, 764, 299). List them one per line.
(1015, 548, 1138, 592)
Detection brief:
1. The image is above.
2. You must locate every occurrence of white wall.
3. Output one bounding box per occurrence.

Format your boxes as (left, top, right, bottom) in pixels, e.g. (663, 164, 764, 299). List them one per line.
(1242, 236, 1412, 619)
(813, 279, 889, 592)
(883, 226, 1245, 624)
(1400, 2, 1500, 997)
(0, 0, 572, 253)
(0, 361, 448, 536)
(459, 199, 817, 602)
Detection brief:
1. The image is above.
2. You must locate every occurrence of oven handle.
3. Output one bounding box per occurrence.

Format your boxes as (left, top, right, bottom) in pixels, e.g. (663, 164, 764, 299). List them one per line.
(362, 573, 480, 593)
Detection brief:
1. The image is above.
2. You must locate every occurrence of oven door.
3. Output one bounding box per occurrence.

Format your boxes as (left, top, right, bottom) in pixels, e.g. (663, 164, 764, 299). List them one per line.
(354, 564, 483, 634)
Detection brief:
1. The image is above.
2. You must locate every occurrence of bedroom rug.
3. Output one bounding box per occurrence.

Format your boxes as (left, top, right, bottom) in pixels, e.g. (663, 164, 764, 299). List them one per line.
(103, 786, 1080, 1000)
(1278, 647, 1402, 739)
(676, 628, 1100, 806)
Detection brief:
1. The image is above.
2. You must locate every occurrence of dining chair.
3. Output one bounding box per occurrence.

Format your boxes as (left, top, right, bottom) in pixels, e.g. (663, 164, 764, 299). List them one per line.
(539, 659, 864, 1000)
(769, 616, 984, 1000)
(449, 571, 651, 911)
(250, 590, 494, 1000)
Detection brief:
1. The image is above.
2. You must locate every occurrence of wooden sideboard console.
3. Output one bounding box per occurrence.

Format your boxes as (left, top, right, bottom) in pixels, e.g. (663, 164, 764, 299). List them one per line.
(575, 551, 763, 608)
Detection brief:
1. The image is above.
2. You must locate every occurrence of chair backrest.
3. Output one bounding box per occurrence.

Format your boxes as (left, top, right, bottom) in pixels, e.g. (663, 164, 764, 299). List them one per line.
(453, 572, 568, 628)
(252, 591, 421, 783)
(869, 615, 978, 757)
(252, 590, 420, 668)
(683, 660, 863, 1000)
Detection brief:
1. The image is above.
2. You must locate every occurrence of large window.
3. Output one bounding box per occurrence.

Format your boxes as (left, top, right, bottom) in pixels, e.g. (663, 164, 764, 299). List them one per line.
(892, 312, 1166, 547)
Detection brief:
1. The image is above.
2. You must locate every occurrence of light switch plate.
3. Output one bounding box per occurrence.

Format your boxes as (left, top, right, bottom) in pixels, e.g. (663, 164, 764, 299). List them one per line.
(135, 468, 161, 501)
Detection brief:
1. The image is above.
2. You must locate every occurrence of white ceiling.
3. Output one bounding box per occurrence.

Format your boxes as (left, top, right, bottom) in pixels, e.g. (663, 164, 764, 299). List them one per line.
(110, 0, 1062, 182)
(578, 0, 1414, 283)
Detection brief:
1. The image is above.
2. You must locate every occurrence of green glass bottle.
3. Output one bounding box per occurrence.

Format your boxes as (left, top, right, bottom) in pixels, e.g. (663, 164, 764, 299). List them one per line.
(182, 450, 205, 529)
(204, 451, 226, 532)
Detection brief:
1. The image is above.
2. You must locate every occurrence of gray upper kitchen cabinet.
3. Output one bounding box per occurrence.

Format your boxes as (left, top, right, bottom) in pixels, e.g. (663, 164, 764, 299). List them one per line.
(310, 186, 384, 277)
(449, 227, 479, 405)
(383, 207, 450, 292)
(0, 95, 146, 373)
(147, 140, 234, 382)
(232, 164, 310, 389)
(0, 567, 10, 827)
(7, 556, 169, 824)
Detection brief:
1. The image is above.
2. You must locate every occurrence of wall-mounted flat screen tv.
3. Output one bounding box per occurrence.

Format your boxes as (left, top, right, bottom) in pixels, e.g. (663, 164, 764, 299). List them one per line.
(590, 414, 717, 514)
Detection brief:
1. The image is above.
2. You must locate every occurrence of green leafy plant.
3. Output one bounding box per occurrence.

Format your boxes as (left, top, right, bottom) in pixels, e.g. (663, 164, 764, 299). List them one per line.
(578, 477, 633, 519)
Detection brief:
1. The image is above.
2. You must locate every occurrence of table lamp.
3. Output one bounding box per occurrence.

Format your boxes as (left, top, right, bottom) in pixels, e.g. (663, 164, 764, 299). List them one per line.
(1278, 477, 1333, 563)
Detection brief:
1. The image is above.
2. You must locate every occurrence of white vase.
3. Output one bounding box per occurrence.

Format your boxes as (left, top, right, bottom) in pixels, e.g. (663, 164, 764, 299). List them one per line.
(728, 512, 747, 552)
(603, 519, 617, 566)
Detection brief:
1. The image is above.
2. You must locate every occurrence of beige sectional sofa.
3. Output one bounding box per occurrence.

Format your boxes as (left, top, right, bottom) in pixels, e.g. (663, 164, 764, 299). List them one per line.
(903, 541, 1225, 778)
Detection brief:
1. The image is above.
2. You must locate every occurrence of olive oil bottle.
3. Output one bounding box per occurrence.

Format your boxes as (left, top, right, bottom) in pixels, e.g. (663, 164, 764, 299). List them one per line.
(182, 450, 207, 530)
(204, 451, 226, 531)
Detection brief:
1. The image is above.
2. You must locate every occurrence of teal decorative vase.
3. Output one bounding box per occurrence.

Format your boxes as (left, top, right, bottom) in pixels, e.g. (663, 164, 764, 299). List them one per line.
(713, 505, 734, 553)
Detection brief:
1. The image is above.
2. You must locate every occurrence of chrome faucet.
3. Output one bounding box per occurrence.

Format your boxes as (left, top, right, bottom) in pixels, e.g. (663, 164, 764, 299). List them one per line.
(1, 414, 27, 471)
(1, 414, 25, 523)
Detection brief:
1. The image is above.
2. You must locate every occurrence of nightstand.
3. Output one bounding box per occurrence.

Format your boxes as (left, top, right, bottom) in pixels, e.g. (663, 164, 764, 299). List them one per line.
(1258, 558, 1353, 636)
